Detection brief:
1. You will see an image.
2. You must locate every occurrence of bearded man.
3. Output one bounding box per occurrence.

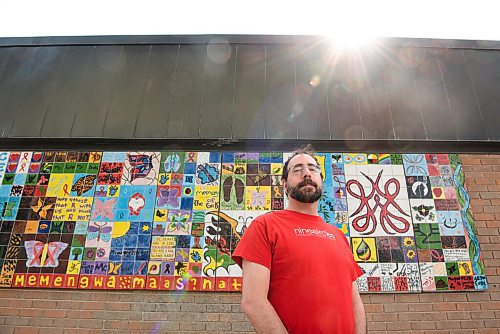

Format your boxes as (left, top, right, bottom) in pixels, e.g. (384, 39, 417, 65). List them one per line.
(232, 146, 366, 334)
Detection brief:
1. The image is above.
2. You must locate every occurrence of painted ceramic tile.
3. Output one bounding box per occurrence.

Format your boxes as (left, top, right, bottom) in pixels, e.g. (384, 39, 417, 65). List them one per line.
(0, 150, 486, 293)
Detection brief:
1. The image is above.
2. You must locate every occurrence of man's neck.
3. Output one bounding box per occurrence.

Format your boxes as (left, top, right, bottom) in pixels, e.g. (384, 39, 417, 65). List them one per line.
(286, 198, 320, 216)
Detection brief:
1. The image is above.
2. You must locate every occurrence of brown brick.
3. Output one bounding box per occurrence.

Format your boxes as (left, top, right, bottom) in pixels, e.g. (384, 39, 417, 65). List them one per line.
(103, 320, 131, 330)
(474, 329, 500, 334)
(483, 319, 500, 328)
(67, 310, 96, 319)
(206, 321, 233, 331)
(481, 301, 500, 310)
(470, 310, 495, 319)
(231, 321, 255, 332)
(105, 302, 131, 311)
(155, 321, 181, 331)
(371, 313, 398, 322)
(410, 321, 437, 330)
(218, 294, 242, 303)
(483, 206, 500, 213)
(483, 172, 500, 179)
(42, 309, 67, 318)
(27, 316, 53, 327)
(419, 294, 444, 302)
(8, 299, 33, 308)
(470, 199, 492, 207)
(81, 301, 107, 310)
(467, 293, 492, 302)
(219, 312, 247, 322)
(436, 320, 461, 330)
(406, 303, 429, 312)
(364, 303, 384, 313)
(443, 293, 468, 302)
(130, 303, 155, 312)
(394, 294, 420, 302)
(13, 328, 38, 334)
(384, 302, 408, 312)
(479, 189, 500, 199)
(206, 304, 232, 313)
(367, 321, 386, 331)
(474, 212, 496, 220)
(485, 220, 500, 228)
(155, 303, 181, 312)
(52, 319, 79, 328)
(487, 185, 500, 191)
(128, 320, 156, 330)
(475, 178, 495, 185)
(447, 311, 472, 320)
(456, 302, 482, 311)
(5, 317, 30, 326)
(393, 312, 424, 321)
(369, 294, 395, 303)
(179, 321, 206, 331)
(433, 302, 457, 311)
(180, 303, 206, 312)
(470, 165, 494, 172)
(386, 321, 411, 330)
(0, 307, 19, 316)
(461, 157, 482, 165)
(459, 320, 486, 328)
(39, 329, 64, 334)
(490, 292, 500, 300)
(78, 319, 104, 329)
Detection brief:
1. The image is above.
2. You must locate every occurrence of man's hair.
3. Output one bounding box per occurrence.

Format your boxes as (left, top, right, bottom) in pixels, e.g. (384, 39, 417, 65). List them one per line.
(281, 144, 319, 181)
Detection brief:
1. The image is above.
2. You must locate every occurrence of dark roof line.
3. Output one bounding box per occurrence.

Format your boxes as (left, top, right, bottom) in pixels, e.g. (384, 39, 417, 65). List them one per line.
(1, 34, 500, 50)
(0, 138, 499, 153)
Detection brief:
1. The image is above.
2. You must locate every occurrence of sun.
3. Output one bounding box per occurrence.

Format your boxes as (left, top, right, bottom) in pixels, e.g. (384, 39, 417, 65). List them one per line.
(112, 221, 131, 238)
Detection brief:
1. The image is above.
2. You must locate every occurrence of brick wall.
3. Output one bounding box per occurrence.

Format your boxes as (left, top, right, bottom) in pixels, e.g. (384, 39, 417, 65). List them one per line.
(0, 154, 499, 333)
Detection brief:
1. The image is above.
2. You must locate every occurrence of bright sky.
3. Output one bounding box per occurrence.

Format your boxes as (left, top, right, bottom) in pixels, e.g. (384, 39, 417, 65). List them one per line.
(1, 0, 498, 41)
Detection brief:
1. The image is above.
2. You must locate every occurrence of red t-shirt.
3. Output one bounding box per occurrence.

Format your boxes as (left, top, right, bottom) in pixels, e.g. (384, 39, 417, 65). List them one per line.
(232, 209, 363, 334)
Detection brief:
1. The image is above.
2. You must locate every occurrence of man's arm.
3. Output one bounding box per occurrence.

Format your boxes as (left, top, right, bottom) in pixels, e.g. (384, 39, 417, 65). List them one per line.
(241, 259, 288, 334)
(352, 281, 367, 334)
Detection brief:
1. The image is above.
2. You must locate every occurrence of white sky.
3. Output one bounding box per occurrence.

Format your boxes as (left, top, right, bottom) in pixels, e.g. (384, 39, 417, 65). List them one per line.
(1, 0, 499, 41)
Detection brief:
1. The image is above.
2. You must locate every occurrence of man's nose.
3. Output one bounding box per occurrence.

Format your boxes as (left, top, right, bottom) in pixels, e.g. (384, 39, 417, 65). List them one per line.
(302, 170, 313, 178)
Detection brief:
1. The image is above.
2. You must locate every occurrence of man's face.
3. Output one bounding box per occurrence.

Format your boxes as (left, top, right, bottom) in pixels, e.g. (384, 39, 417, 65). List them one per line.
(283, 154, 323, 203)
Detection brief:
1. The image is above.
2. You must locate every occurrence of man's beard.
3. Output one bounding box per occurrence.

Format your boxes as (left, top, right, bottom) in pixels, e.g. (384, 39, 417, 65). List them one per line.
(286, 178, 323, 203)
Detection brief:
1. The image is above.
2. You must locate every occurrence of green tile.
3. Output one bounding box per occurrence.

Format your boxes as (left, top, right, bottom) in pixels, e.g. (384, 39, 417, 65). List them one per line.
(86, 163, 100, 174)
(64, 162, 77, 173)
(52, 163, 65, 173)
(75, 162, 87, 173)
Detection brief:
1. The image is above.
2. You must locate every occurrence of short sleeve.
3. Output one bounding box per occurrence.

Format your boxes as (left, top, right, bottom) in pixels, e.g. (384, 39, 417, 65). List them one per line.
(337, 228, 364, 281)
(231, 217, 273, 270)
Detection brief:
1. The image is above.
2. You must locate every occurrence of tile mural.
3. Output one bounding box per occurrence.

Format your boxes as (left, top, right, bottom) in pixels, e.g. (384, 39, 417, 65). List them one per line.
(0, 151, 487, 292)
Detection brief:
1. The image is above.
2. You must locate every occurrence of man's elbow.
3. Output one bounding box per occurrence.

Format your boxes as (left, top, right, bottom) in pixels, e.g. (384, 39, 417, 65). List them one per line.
(241, 295, 262, 316)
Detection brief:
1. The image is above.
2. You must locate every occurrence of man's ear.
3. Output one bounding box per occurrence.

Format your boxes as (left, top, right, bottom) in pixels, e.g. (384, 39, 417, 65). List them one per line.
(281, 179, 288, 196)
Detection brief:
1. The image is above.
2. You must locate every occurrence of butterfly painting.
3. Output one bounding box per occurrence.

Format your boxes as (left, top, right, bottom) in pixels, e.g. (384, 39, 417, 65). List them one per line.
(71, 175, 97, 196)
(167, 212, 190, 234)
(197, 163, 219, 184)
(91, 198, 116, 220)
(108, 262, 122, 275)
(128, 154, 153, 182)
(30, 198, 54, 220)
(157, 187, 179, 208)
(87, 222, 113, 243)
(24, 240, 68, 267)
